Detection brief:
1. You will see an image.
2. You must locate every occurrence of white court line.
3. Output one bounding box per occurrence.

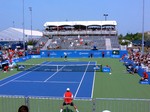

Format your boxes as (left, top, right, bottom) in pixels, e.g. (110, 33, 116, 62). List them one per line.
(0, 61, 50, 87)
(74, 61, 90, 98)
(0, 70, 37, 87)
(44, 66, 65, 82)
(13, 80, 79, 84)
(91, 61, 97, 98)
(13, 80, 44, 83)
(46, 81, 79, 84)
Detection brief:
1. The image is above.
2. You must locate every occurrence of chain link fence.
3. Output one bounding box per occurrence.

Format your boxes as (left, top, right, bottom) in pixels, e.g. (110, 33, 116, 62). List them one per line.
(0, 95, 150, 112)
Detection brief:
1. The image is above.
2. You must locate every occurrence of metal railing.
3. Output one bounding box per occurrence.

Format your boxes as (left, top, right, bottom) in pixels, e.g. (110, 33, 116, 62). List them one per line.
(0, 95, 150, 112)
(43, 30, 117, 36)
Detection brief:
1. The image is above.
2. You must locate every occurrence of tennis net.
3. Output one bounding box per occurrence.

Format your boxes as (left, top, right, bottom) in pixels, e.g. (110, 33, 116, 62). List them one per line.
(17, 64, 102, 72)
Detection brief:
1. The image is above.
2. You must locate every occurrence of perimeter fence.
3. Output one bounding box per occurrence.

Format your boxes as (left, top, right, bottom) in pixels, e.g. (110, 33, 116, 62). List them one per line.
(0, 95, 150, 112)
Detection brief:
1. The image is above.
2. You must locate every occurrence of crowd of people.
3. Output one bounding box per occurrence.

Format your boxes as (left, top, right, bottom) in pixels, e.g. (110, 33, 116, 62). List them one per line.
(121, 48, 150, 81)
(128, 48, 150, 72)
(0, 48, 25, 73)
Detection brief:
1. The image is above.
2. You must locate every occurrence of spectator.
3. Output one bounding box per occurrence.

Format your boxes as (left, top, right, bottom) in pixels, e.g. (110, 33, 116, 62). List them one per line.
(47, 52, 50, 57)
(60, 88, 79, 112)
(90, 53, 93, 58)
(102, 51, 105, 58)
(140, 71, 149, 81)
(18, 105, 29, 112)
(0, 60, 2, 70)
(133, 63, 140, 73)
(9, 62, 14, 70)
(3, 63, 9, 73)
(126, 64, 134, 74)
(94, 65, 100, 71)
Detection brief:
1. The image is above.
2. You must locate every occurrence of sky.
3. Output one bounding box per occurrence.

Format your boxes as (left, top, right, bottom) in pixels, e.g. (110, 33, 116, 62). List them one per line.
(0, 0, 150, 35)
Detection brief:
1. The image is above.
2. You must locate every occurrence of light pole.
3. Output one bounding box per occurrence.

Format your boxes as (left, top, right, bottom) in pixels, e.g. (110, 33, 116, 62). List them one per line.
(103, 14, 108, 21)
(22, 0, 25, 51)
(142, 0, 145, 54)
(29, 7, 32, 39)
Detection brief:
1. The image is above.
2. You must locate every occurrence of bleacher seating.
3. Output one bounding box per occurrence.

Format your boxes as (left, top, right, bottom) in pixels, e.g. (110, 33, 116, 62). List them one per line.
(35, 37, 49, 48)
(109, 36, 120, 49)
(41, 36, 120, 50)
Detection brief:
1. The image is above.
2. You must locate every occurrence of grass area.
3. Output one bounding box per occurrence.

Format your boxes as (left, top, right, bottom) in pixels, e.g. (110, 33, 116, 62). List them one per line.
(93, 58, 150, 99)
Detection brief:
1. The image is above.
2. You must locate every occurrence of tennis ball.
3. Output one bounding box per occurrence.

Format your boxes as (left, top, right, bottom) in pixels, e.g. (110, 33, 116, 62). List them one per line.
(109, 73, 112, 75)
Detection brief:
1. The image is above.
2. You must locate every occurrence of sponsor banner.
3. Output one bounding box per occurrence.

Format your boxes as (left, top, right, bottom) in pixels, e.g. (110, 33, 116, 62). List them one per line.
(102, 67, 111, 72)
(31, 55, 41, 58)
(40, 50, 127, 58)
(111, 55, 120, 58)
(17, 65, 25, 71)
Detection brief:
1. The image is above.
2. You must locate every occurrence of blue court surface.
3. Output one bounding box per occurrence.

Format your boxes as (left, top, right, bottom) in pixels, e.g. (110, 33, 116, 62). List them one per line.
(0, 61, 96, 99)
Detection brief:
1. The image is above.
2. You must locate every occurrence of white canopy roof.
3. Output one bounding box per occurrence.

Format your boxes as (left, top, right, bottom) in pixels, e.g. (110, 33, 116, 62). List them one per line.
(44, 21, 117, 27)
(0, 27, 43, 41)
(12, 28, 43, 36)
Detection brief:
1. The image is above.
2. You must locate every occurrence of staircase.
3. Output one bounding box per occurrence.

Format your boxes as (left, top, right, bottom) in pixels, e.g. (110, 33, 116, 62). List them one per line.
(105, 38, 112, 50)
(41, 39, 52, 50)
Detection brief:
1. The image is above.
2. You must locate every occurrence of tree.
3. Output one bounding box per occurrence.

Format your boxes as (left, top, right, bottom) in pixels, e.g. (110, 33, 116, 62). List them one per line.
(27, 39, 38, 46)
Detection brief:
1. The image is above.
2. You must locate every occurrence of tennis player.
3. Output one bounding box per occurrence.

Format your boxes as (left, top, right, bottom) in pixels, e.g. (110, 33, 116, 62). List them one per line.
(60, 88, 79, 112)
(64, 52, 68, 61)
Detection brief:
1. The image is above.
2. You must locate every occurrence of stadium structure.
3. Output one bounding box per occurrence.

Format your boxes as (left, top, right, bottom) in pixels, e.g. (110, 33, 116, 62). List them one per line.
(0, 20, 122, 51)
(41, 20, 121, 50)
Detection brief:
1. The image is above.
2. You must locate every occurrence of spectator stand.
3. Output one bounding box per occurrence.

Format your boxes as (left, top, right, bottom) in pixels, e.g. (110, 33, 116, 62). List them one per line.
(0, 56, 31, 73)
(137, 68, 150, 84)
(121, 57, 150, 84)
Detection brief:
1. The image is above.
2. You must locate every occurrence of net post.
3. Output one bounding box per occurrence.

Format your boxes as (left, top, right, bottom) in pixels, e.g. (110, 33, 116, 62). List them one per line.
(100, 64, 103, 72)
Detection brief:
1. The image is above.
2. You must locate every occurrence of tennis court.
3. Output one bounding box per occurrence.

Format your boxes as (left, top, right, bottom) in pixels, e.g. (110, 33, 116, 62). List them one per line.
(0, 61, 97, 98)
(1, 58, 150, 112)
